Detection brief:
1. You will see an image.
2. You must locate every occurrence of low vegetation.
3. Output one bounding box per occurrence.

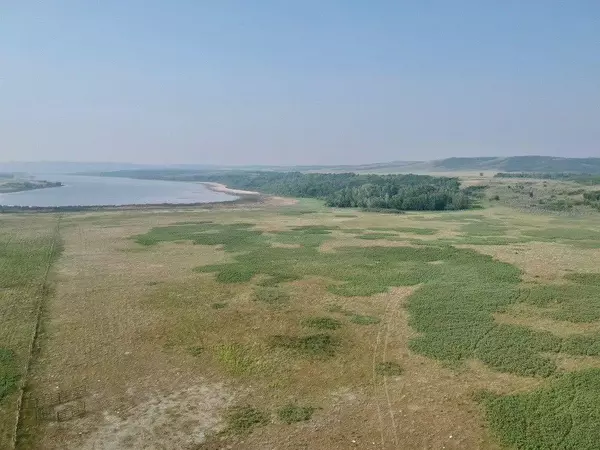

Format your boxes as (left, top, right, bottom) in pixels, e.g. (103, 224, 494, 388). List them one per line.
(136, 220, 600, 377)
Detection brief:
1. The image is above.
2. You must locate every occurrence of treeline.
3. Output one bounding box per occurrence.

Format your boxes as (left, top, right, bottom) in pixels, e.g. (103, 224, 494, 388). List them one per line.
(101, 170, 476, 211)
(494, 172, 600, 185)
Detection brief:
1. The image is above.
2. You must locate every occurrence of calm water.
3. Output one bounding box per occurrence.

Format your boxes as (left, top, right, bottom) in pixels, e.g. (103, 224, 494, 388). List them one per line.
(0, 175, 235, 207)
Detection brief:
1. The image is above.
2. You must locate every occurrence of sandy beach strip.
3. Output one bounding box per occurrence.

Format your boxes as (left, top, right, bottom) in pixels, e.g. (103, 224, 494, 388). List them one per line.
(200, 182, 260, 196)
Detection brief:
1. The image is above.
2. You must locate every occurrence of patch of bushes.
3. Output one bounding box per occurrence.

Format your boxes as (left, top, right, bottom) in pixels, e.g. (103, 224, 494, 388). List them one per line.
(523, 283, 600, 323)
(133, 222, 266, 252)
(224, 406, 270, 435)
(277, 404, 317, 424)
(480, 369, 600, 449)
(269, 334, 339, 358)
(562, 334, 600, 356)
(214, 267, 256, 283)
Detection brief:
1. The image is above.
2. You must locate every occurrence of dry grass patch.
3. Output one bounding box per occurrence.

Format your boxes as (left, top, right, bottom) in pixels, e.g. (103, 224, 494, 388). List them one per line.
(457, 241, 600, 282)
(495, 305, 600, 338)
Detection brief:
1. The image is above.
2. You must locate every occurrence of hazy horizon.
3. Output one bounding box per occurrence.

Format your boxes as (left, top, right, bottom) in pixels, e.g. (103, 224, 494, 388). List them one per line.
(2, 2, 599, 165)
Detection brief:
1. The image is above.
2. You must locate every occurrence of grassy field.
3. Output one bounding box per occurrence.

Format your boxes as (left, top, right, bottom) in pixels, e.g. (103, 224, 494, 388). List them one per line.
(1, 186, 600, 449)
(0, 214, 61, 449)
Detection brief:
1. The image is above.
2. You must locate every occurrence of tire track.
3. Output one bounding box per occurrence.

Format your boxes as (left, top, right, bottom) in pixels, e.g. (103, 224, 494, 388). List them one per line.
(556, 390, 577, 448)
(12, 215, 62, 450)
(382, 296, 400, 448)
(1, 231, 15, 253)
(372, 296, 392, 449)
(472, 324, 497, 355)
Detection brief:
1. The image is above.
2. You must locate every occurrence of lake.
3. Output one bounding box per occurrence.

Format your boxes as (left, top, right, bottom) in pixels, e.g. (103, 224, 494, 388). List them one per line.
(0, 175, 235, 207)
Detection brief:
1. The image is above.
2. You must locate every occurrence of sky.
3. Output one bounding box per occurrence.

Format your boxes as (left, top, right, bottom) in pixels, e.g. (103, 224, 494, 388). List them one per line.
(1, 1, 599, 165)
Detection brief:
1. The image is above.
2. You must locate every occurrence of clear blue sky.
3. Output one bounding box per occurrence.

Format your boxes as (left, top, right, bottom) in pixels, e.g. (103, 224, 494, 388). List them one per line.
(2, 1, 599, 165)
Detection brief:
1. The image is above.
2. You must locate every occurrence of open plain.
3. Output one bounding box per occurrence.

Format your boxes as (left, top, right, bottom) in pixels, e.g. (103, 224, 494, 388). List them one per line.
(2, 182, 600, 449)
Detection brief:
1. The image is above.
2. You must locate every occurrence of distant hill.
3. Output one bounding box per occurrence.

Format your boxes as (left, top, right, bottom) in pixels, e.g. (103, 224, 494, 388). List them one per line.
(428, 156, 600, 173)
(0, 161, 159, 174)
(342, 156, 600, 174)
(2, 156, 599, 175)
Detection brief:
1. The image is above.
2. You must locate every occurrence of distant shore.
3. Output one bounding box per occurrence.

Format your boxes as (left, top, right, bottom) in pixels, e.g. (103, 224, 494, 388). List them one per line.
(0, 179, 63, 194)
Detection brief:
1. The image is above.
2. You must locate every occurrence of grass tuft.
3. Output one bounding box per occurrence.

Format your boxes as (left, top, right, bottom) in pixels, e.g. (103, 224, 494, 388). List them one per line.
(187, 345, 204, 356)
(216, 343, 255, 375)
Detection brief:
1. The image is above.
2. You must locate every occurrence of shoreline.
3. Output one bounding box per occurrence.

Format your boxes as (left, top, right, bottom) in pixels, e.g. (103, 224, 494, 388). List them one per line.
(0, 196, 264, 213)
(0, 181, 300, 213)
(0, 183, 265, 213)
